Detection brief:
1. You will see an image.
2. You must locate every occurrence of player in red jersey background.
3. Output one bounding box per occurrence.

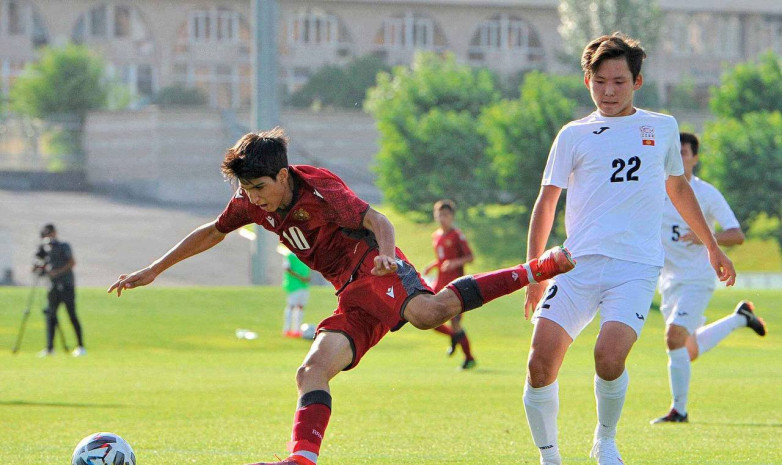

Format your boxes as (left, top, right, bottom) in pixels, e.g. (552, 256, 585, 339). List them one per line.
(108, 127, 575, 465)
(424, 199, 477, 369)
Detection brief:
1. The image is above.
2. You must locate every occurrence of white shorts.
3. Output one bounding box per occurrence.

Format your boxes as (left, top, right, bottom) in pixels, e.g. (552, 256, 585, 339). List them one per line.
(286, 289, 309, 308)
(659, 281, 713, 334)
(532, 255, 661, 339)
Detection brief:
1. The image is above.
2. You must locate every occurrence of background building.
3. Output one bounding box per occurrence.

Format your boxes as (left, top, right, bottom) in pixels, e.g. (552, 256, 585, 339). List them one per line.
(2, 0, 781, 108)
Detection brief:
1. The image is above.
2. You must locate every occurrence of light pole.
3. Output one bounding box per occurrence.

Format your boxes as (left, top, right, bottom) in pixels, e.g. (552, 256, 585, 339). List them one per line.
(251, 0, 280, 284)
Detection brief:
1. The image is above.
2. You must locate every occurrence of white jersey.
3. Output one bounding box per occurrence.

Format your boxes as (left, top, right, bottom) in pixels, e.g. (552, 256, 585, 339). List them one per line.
(542, 109, 684, 266)
(660, 176, 740, 286)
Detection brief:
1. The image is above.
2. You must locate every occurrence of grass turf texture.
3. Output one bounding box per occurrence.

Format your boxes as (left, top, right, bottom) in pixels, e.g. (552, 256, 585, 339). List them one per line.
(0, 286, 779, 464)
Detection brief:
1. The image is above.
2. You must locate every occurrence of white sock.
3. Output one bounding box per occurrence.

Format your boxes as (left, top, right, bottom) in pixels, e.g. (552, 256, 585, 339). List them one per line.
(292, 307, 304, 332)
(667, 347, 690, 415)
(293, 450, 318, 463)
(523, 380, 561, 465)
(283, 306, 292, 332)
(695, 313, 745, 354)
(594, 370, 629, 439)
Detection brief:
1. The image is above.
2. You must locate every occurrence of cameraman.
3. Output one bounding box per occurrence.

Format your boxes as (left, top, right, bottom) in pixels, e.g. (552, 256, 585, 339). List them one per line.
(34, 224, 85, 357)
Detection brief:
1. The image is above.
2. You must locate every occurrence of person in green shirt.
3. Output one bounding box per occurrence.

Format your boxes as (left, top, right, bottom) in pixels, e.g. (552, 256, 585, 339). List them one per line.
(279, 244, 312, 337)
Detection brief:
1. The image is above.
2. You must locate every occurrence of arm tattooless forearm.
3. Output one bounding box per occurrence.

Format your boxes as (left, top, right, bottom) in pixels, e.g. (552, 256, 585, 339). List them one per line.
(527, 186, 562, 261)
(715, 228, 745, 247)
(150, 221, 226, 275)
(362, 208, 397, 258)
(666, 177, 720, 251)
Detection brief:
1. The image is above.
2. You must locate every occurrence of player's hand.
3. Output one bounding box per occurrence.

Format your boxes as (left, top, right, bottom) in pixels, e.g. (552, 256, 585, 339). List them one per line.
(708, 247, 736, 286)
(680, 232, 702, 245)
(440, 260, 454, 272)
(371, 254, 399, 276)
(524, 282, 547, 320)
(108, 267, 158, 296)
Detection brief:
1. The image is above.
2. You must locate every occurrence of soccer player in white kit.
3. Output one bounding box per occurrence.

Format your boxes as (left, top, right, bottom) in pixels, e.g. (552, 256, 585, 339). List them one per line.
(522, 33, 737, 465)
(650, 132, 766, 424)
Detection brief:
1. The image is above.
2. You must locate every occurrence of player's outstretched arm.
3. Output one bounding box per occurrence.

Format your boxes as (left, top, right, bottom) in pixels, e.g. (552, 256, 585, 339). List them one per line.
(524, 185, 563, 318)
(362, 207, 398, 276)
(666, 175, 736, 286)
(107, 221, 227, 296)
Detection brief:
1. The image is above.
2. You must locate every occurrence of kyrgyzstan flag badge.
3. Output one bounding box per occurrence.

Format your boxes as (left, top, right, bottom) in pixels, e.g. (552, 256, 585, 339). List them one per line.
(640, 125, 655, 146)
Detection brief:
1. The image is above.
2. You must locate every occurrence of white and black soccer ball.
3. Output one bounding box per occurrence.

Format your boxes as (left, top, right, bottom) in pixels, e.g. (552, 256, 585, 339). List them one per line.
(300, 323, 317, 340)
(72, 432, 136, 465)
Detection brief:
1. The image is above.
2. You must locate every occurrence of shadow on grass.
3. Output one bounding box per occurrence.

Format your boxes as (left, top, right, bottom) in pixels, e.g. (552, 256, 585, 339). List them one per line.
(0, 400, 126, 408)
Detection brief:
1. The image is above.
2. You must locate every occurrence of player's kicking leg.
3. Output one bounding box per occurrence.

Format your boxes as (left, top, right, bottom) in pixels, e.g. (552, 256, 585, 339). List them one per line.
(246, 332, 352, 465)
(404, 246, 575, 330)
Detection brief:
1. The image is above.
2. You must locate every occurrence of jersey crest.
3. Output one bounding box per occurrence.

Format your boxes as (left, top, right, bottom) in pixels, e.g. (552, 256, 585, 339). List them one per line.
(292, 208, 311, 221)
(640, 125, 655, 146)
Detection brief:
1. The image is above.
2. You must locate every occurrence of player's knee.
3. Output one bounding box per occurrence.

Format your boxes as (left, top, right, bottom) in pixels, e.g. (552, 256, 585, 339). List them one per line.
(593, 351, 625, 380)
(407, 297, 451, 330)
(664, 325, 689, 350)
(295, 363, 322, 389)
(527, 357, 556, 388)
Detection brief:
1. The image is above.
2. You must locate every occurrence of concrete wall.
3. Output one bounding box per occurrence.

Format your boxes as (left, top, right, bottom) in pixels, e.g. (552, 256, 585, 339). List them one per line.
(85, 106, 237, 207)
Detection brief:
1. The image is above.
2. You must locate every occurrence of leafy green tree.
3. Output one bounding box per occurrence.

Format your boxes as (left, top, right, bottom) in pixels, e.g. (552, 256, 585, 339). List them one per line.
(701, 112, 782, 251)
(478, 71, 575, 223)
(558, 0, 663, 65)
(10, 44, 107, 169)
(710, 51, 782, 119)
(365, 52, 500, 216)
(10, 44, 106, 119)
(290, 55, 390, 109)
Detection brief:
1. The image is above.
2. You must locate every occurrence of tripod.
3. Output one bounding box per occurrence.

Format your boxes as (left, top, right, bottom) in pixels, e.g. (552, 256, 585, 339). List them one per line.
(11, 274, 70, 354)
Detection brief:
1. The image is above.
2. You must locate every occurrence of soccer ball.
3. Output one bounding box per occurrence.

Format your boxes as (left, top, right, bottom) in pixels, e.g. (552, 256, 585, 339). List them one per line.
(300, 323, 317, 340)
(72, 432, 136, 465)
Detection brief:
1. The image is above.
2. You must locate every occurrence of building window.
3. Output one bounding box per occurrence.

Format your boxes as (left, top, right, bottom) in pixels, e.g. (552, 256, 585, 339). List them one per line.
(1, 1, 48, 46)
(114, 5, 130, 38)
(469, 14, 544, 61)
(714, 15, 740, 56)
(290, 9, 340, 45)
(190, 8, 239, 43)
(377, 12, 443, 50)
(90, 4, 107, 37)
(137, 64, 153, 97)
(6, 0, 24, 35)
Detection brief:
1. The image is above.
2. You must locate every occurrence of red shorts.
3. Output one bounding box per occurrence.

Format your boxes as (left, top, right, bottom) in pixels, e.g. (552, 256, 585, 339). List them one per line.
(317, 250, 433, 370)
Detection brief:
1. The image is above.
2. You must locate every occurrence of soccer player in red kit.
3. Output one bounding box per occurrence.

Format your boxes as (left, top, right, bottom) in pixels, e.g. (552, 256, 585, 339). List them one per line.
(107, 127, 575, 465)
(424, 199, 477, 369)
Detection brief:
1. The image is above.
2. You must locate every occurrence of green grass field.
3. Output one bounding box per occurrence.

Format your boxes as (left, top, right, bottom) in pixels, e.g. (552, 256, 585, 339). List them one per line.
(0, 286, 779, 464)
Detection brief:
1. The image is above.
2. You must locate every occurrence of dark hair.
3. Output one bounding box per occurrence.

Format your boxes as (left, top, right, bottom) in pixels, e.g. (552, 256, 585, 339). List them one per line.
(221, 127, 289, 181)
(582, 32, 646, 82)
(680, 132, 700, 155)
(40, 223, 56, 237)
(433, 199, 456, 214)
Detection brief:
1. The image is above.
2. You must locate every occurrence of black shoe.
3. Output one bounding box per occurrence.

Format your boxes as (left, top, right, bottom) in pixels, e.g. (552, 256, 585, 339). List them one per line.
(734, 301, 767, 336)
(650, 408, 688, 424)
(448, 330, 465, 357)
(461, 358, 476, 370)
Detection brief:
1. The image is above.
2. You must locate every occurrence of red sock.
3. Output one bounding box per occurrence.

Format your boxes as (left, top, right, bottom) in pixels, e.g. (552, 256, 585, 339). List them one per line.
(433, 324, 453, 336)
(459, 333, 474, 360)
(288, 391, 331, 456)
(447, 264, 530, 312)
(473, 264, 530, 303)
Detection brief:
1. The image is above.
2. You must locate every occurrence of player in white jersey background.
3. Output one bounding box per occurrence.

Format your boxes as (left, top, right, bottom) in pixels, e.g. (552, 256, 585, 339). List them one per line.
(651, 132, 767, 425)
(521, 33, 737, 465)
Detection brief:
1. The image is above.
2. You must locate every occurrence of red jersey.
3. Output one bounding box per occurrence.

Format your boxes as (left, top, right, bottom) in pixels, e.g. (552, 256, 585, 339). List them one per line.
(432, 227, 473, 292)
(216, 165, 384, 290)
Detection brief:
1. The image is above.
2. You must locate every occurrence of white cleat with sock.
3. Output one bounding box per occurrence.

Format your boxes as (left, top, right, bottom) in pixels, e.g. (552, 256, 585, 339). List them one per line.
(590, 437, 624, 465)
